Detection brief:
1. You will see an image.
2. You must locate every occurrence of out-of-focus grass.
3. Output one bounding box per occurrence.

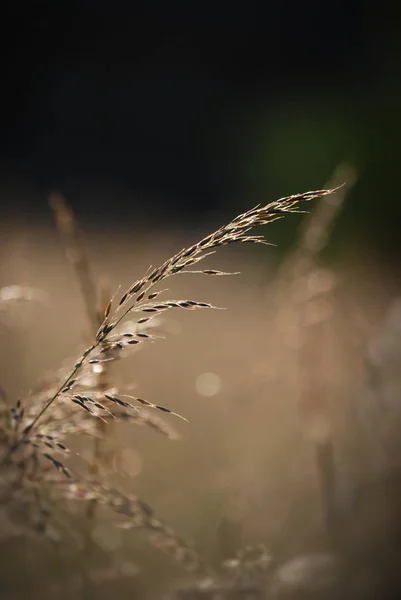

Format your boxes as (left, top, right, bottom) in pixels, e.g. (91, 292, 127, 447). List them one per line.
(1, 214, 401, 599)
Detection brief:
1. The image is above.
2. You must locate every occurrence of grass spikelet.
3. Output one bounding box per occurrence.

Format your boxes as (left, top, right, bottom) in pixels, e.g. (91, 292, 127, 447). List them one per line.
(4, 187, 334, 447)
(67, 482, 203, 572)
(0, 185, 338, 587)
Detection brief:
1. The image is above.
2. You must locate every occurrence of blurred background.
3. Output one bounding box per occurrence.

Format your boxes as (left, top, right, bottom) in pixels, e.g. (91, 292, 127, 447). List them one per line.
(1, 1, 401, 255)
(1, 2, 401, 599)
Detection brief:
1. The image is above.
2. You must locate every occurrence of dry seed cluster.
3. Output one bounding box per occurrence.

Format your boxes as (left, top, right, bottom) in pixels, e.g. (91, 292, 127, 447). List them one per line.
(19, 187, 333, 443)
(0, 187, 335, 568)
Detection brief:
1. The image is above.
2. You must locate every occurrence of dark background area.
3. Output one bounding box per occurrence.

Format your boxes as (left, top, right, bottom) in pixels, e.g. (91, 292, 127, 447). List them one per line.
(1, 1, 401, 256)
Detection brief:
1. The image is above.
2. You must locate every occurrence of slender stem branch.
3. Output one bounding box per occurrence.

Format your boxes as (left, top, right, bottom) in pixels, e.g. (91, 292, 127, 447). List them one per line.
(4, 343, 97, 459)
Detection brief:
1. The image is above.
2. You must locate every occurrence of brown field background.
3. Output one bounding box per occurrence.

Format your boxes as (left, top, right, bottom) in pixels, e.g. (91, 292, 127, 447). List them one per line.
(1, 210, 401, 599)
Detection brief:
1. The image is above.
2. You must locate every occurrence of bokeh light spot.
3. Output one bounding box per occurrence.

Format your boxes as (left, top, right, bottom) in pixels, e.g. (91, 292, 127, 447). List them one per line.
(195, 372, 221, 397)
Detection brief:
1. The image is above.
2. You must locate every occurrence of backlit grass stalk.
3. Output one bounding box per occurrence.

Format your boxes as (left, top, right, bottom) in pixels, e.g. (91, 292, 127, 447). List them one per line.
(269, 172, 353, 546)
(49, 193, 99, 332)
(50, 194, 113, 593)
(8, 188, 336, 452)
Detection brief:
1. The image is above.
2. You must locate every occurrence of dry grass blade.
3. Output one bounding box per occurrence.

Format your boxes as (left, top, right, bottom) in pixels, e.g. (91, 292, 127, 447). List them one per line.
(105, 393, 188, 422)
(49, 192, 99, 331)
(265, 173, 354, 551)
(67, 481, 202, 572)
(275, 171, 354, 286)
(102, 407, 180, 440)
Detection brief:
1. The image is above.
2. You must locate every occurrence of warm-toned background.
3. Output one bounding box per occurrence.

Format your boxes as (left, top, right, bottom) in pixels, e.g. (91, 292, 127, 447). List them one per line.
(1, 3, 401, 599)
